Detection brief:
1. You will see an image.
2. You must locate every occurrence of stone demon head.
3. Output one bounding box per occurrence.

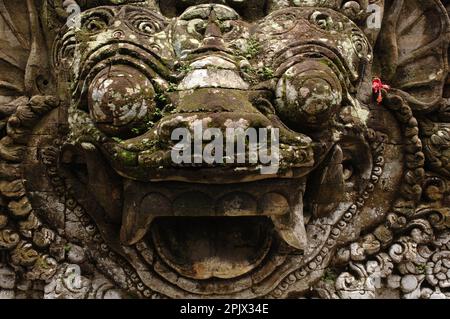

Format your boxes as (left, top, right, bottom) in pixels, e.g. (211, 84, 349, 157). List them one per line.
(0, 0, 449, 299)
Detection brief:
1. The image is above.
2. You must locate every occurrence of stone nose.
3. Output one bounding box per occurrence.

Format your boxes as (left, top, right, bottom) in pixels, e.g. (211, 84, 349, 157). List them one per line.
(155, 112, 275, 146)
(204, 10, 223, 37)
(171, 88, 259, 114)
(152, 91, 279, 152)
(197, 10, 227, 50)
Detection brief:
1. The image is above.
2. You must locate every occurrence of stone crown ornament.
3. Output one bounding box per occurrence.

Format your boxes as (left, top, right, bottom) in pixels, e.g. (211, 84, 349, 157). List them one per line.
(0, 0, 449, 299)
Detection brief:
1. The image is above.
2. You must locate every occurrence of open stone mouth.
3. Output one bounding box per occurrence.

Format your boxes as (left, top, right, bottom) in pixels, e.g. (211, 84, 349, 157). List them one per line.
(69, 107, 335, 280)
(66, 98, 341, 282)
(150, 216, 275, 280)
(122, 177, 306, 238)
(123, 177, 308, 280)
(63, 141, 346, 280)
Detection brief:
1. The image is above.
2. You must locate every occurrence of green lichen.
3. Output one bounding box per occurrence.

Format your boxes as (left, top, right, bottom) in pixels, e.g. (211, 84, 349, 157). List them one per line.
(153, 107, 165, 118)
(131, 127, 143, 135)
(416, 264, 427, 274)
(155, 92, 168, 104)
(257, 66, 275, 80)
(74, 29, 91, 43)
(112, 137, 124, 143)
(167, 82, 178, 92)
(128, 106, 167, 136)
(241, 65, 275, 84)
(118, 150, 138, 166)
(35, 257, 50, 270)
(322, 268, 338, 284)
(142, 138, 166, 150)
(243, 37, 261, 59)
(176, 64, 193, 74)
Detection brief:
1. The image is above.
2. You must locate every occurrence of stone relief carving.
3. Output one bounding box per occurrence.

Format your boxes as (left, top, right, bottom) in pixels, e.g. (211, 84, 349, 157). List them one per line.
(0, 0, 449, 299)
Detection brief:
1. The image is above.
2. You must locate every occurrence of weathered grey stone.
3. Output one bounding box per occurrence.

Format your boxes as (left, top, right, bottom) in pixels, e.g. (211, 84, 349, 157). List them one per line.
(0, 0, 449, 300)
(67, 245, 86, 264)
(0, 290, 15, 299)
(0, 264, 15, 289)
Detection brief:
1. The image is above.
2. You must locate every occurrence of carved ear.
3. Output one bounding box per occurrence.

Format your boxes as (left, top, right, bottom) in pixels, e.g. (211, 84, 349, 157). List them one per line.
(375, 0, 449, 111)
(0, 0, 53, 100)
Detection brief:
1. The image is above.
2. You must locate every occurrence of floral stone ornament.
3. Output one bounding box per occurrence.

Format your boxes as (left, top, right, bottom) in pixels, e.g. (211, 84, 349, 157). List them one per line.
(0, 0, 449, 299)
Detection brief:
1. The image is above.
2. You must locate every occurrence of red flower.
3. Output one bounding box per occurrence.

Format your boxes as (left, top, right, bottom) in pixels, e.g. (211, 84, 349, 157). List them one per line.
(372, 78, 390, 104)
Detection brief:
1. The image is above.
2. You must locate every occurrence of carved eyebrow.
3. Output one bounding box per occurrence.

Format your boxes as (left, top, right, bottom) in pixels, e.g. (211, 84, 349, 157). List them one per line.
(80, 6, 116, 23)
(123, 5, 168, 21)
(81, 5, 116, 15)
(178, 4, 240, 21)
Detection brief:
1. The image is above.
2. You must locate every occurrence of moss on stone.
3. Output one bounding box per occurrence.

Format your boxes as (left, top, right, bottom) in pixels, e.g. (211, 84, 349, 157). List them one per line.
(118, 150, 138, 166)
(243, 37, 262, 60)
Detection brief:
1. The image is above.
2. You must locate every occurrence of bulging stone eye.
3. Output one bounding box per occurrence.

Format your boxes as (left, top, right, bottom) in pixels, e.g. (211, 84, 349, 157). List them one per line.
(133, 19, 162, 34)
(125, 8, 168, 36)
(87, 65, 156, 135)
(140, 21, 157, 33)
(275, 61, 343, 129)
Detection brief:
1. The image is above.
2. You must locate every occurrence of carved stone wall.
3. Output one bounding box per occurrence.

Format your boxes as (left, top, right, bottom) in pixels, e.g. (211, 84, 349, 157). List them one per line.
(0, 0, 449, 299)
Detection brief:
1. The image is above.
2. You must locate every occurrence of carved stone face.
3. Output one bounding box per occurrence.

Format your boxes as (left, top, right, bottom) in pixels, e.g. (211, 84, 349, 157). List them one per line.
(50, 1, 395, 296)
(2, 0, 448, 299)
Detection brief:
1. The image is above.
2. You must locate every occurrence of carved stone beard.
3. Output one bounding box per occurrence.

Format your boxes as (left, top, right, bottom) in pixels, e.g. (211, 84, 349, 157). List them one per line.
(1, 0, 448, 300)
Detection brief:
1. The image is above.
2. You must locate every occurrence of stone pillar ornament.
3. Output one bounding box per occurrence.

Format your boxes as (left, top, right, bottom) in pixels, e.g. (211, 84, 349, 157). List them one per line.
(0, 0, 449, 299)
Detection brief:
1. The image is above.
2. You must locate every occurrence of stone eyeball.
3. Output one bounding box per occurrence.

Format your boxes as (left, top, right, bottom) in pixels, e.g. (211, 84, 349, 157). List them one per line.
(275, 61, 343, 129)
(87, 65, 156, 135)
(130, 15, 164, 35)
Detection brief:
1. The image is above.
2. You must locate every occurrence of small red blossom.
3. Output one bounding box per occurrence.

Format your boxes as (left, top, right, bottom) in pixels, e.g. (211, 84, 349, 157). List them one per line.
(372, 77, 390, 104)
